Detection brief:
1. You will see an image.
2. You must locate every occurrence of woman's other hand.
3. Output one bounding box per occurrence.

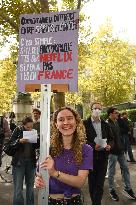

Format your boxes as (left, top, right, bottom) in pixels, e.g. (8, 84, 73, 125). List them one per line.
(35, 172, 45, 188)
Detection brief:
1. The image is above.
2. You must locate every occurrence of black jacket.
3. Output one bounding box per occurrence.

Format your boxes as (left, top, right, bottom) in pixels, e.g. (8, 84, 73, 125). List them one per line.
(107, 118, 124, 155)
(8, 126, 40, 167)
(117, 117, 129, 135)
(84, 117, 114, 160)
(9, 119, 17, 133)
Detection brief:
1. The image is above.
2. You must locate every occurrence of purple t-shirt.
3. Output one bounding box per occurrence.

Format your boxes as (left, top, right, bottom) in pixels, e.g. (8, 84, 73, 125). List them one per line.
(49, 144, 93, 197)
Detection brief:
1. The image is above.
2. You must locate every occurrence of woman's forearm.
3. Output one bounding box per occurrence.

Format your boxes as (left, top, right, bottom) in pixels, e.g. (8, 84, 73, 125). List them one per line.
(52, 170, 88, 188)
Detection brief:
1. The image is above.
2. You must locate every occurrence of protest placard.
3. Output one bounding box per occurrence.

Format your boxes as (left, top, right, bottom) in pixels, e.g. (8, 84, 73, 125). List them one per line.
(17, 10, 79, 92)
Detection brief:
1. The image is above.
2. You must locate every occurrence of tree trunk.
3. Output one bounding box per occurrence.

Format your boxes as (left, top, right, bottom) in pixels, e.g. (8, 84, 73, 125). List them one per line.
(53, 92, 65, 110)
(77, 0, 82, 9)
(39, 0, 49, 13)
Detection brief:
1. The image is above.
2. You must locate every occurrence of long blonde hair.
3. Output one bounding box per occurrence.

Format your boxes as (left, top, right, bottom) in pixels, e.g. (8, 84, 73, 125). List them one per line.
(50, 107, 86, 164)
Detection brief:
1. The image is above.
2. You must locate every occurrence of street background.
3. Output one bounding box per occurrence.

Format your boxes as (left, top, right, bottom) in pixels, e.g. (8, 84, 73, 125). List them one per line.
(0, 146, 136, 205)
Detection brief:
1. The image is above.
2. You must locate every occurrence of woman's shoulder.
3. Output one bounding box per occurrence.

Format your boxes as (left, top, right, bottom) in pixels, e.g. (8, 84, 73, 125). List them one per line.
(82, 143, 93, 155)
(79, 144, 93, 170)
(82, 143, 93, 151)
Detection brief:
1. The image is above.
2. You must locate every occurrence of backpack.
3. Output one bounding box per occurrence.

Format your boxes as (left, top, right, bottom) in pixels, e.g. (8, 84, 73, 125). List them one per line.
(3, 141, 17, 156)
(3, 126, 22, 156)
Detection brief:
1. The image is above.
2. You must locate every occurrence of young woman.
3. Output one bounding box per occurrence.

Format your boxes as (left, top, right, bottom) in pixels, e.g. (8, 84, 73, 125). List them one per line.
(35, 107, 93, 205)
(8, 116, 39, 205)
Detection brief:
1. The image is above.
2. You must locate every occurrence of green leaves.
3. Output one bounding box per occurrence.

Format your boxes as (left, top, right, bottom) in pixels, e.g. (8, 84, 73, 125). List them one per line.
(66, 23, 136, 107)
(0, 58, 16, 111)
(1, 0, 134, 109)
(87, 24, 135, 106)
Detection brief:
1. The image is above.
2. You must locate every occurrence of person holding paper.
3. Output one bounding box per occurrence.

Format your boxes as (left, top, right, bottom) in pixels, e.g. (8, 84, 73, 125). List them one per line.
(35, 107, 93, 205)
(117, 112, 136, 163)
(8, 116, 40, 205)
(84, 102, 114, 205)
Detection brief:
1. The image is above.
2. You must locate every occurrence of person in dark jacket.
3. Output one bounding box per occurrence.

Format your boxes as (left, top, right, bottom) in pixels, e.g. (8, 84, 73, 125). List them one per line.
(107, 107, 136, 201)
(118, 112, 136, 162)
(32, 108, 41, 160)
(9, 116, 40, 205)
(0, 115, 11, 166)
(84, 102, 114, 205)
(32, 108, 41, 136)
(9, 111, 17, 133)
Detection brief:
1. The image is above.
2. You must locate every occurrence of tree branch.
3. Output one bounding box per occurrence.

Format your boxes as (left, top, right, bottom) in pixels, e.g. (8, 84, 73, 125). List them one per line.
(29, 0, 41, 13)
(39, 0, 49, 13)
(0, 12, 19, 33)
(77, 0, 82, 9)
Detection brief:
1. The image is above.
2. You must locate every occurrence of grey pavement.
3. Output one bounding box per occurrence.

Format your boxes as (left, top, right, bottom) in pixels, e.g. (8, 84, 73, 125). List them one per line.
(0, 146, 136, 205)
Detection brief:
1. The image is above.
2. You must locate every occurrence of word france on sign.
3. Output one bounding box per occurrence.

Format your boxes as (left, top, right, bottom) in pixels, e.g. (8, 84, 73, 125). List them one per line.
(17, 10, 79, 92)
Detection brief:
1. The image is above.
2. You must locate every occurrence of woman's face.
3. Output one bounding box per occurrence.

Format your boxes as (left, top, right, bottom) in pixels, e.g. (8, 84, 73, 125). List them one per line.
(56, 109, 77, 137)
(24, 122, 33, 131)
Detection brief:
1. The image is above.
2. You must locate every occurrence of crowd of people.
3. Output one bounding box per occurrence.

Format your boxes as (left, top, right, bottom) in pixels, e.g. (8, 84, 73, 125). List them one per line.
(0, 104, 136, 205)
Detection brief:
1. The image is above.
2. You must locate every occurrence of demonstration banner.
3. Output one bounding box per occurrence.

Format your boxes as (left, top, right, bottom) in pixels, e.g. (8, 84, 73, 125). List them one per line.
(17, 10, 79, 92)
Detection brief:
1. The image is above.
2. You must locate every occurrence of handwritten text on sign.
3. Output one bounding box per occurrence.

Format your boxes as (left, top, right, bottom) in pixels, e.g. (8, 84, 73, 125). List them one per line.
(17, 10, 79, 91)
